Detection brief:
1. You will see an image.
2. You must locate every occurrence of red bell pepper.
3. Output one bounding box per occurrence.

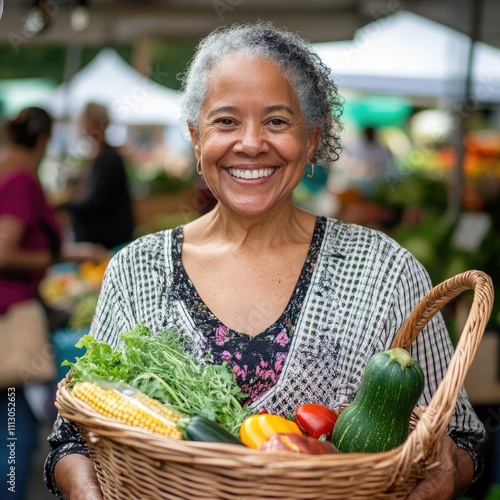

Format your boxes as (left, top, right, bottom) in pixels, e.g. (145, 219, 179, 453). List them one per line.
(294, 403, 339, 440)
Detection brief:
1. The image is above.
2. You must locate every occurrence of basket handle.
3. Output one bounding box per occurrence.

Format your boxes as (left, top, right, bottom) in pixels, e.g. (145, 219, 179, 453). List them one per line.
(391, 270, 494, 462)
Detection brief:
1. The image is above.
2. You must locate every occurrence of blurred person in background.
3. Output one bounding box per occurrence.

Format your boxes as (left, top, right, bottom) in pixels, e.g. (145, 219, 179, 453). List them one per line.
(333, 125, 394, 197)
(56, 102, 135, 250)
(0, 107, 108, 500)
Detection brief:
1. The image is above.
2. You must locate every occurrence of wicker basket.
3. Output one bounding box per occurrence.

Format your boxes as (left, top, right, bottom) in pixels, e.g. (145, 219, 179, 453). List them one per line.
(56, 270, 494, 500)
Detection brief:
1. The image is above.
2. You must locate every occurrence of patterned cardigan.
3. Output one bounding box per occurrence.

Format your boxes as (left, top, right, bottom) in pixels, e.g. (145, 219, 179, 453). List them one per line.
(44, 217, 485, 497)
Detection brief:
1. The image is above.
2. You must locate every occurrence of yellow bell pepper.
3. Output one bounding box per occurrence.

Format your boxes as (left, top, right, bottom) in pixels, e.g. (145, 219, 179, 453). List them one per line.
(239, 413, 303, 449)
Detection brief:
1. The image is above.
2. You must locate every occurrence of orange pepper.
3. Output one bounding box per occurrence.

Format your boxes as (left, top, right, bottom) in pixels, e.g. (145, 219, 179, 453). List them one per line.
(239, 413, 303, 449)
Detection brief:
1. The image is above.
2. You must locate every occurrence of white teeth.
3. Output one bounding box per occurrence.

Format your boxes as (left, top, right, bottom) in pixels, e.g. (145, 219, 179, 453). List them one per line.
(228, 168, 275, 179)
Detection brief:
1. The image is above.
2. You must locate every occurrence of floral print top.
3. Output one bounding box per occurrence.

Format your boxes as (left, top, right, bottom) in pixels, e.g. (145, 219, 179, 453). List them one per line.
(170, 218, 325, 404)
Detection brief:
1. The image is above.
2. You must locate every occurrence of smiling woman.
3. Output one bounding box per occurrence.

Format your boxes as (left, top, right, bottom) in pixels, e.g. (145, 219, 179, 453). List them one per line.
(188, 56, 320, 220)
(45, 21, 485, 500)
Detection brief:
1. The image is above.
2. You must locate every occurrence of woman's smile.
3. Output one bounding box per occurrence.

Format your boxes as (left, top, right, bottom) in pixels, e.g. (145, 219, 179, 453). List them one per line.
(227, 167, 276, 180)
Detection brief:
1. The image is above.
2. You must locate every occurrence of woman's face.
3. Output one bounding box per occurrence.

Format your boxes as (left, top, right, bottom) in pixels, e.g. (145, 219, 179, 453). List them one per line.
(190, 55, 321, 217)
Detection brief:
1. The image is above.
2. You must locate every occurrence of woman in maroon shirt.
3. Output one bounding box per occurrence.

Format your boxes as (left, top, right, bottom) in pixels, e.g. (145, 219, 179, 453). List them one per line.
(0, 108, 62, 314)
(0, 107, 108, 500)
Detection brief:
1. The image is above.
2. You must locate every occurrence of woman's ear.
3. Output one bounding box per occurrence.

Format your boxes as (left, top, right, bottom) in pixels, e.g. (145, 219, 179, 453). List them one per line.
(306, 128, 322, 162)
(188, 123, 200, 159)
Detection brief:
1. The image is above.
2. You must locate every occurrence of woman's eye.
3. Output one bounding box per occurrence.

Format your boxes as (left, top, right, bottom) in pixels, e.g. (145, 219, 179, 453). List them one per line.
(217, 118, 236, 126)
(268, 118, 287, 126)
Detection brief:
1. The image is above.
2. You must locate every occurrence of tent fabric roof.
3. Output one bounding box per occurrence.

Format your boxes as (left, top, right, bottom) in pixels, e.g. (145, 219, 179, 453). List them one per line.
(46, 49, 181, 125)
(313, 11, 500, 103)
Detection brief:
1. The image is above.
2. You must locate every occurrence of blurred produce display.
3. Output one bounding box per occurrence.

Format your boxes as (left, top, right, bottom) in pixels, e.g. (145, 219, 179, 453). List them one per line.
(40, 260, 108, 313)
(43, 261, 108, 380)
(370, 171, 500, 340)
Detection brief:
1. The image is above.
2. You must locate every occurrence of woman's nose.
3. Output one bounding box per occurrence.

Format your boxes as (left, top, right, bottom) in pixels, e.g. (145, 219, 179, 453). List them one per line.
(233, 124, 269, 156)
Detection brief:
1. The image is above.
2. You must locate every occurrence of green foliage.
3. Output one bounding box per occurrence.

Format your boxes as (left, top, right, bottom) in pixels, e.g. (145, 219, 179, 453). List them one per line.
(65, 324, 252, 435)
(125, 160, 195, 195)
(486, 484, 500, 500)
(0, 45, 132, 83)
(145, 169, 194, 194)
(391, 213, 456, 284)
(372, 171, 449, 213)
(150, 40, 198, 90)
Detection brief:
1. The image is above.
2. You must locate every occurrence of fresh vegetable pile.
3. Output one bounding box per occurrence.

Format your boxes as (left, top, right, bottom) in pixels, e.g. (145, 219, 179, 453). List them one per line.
(67, 331, 424, 456)
(65, 324, 252, 435)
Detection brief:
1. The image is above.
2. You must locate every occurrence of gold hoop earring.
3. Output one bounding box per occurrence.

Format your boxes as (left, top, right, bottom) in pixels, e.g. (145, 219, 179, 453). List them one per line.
(196, 158, 202, 176)
(307, 163, 315, 179)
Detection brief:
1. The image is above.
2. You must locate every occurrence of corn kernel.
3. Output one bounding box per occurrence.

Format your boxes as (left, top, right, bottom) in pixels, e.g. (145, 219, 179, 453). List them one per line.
(72, 381, 183, 439)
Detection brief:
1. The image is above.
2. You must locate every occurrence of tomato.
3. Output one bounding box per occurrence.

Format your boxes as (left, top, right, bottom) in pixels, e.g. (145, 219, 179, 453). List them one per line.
(294, 403, 339, 440)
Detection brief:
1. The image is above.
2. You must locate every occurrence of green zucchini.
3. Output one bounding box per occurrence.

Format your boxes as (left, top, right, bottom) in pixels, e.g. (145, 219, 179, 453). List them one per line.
(177, 415, 245, 445)
(332, 347, 424, 453)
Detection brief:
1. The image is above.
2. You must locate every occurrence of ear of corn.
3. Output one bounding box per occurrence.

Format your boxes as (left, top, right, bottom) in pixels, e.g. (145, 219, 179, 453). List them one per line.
(72, 380, 183, 439)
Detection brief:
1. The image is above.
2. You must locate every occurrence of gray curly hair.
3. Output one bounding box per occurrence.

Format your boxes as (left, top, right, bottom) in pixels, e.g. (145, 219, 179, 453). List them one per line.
(179, 22, 343, 164)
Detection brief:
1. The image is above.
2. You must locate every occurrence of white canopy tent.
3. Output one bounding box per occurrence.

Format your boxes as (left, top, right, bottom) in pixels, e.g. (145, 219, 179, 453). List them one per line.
(313, 11, 500, 104)
(45, 48, 181, 126)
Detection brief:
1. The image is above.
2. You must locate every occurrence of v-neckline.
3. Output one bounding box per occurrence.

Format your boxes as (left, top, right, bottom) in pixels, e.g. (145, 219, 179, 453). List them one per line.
(171, 216, 325, 338)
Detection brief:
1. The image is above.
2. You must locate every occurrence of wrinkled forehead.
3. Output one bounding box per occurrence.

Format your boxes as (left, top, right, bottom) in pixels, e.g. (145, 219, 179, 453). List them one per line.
(202, 55, 299, 109)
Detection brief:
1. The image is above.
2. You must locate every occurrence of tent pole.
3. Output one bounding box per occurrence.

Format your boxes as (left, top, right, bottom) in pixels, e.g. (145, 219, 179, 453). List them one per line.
(447, 0, 483, 221)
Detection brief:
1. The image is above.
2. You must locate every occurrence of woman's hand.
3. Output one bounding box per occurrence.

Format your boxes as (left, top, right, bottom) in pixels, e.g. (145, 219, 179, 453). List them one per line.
(407, 434, 474, 500)
(54, 454, 103, 500)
